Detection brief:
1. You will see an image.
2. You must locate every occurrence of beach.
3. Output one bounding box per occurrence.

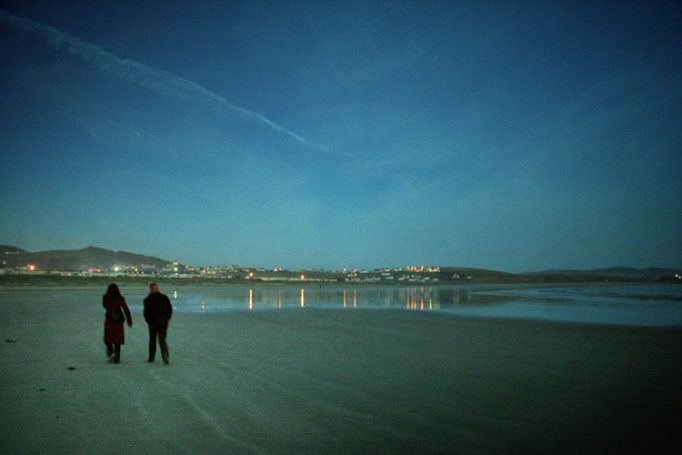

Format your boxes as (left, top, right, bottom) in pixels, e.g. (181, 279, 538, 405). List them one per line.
(1, 287, 681, 454)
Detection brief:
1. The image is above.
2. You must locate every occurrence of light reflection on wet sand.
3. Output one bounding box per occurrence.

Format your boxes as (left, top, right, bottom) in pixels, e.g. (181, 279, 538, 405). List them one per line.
(171, 285, 519, 313)
(166, 284, 682, 326)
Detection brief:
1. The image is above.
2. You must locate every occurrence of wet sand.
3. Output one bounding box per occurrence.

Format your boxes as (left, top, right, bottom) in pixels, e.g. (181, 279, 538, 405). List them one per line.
(1, 301, 681, 454)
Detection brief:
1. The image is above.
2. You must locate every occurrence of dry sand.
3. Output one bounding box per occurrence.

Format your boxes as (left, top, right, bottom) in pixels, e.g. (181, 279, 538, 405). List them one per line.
(1, 289, 681, 454)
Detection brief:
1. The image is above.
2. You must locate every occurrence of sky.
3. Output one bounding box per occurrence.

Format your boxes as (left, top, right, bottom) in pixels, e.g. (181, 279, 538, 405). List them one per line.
(1, 0, 681, 272)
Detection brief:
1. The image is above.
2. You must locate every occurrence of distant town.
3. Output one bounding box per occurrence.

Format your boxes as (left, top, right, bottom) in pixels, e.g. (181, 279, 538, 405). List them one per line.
(1, 245, 680, 284)
(0, 244, 470, 283)
(4, 259, 454, 284)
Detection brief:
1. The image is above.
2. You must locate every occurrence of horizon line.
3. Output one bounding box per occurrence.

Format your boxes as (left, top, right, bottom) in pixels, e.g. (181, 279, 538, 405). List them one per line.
(2, 244, 679, 274)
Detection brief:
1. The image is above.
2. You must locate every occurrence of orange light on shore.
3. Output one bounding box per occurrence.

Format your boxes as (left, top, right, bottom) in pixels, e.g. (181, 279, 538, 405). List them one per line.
(300, 274, 305, 280)
(27, 264, 37, 272)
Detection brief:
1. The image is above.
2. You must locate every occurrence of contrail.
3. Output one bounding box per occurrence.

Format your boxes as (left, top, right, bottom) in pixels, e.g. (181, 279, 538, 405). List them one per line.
(0, 9, 335, 155)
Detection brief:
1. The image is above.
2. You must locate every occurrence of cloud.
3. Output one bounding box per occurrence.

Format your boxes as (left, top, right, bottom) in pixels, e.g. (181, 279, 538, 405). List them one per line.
(0, 9, 335, 155)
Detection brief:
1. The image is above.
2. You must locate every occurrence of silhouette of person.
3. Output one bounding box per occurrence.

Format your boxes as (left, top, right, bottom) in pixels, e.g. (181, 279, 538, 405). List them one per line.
(102, 283, 132, 364)
(143, 282, 173, 364)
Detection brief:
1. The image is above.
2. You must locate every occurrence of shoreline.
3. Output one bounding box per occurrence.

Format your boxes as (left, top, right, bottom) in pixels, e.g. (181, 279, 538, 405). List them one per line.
(0, 272, 660, 288)
(0, 272, 667, 290)
(3, 280, 680, 329)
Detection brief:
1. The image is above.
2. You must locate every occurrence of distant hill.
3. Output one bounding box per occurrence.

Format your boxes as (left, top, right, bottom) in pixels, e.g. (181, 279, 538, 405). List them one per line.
(1, 245, 170, 272)
(525, 267, 681, 280)
(440, 266, 515, 279)
(3, 244, 679, 282)
(0, 245, 26, 254)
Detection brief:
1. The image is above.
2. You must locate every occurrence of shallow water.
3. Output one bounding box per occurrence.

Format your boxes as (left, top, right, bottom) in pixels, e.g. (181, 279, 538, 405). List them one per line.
(1, 282, 680, 327)
(157, 282, 682, 327)
(161, 285, 509, 313)
(473, 283, 682, 327)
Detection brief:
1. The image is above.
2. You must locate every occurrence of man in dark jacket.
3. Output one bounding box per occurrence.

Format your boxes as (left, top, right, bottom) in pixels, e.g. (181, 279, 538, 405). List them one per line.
(143, 282, 173, 364)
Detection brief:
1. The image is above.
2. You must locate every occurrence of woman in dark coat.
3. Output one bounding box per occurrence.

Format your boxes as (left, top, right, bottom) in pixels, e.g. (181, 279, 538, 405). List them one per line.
(103, 283, 132, 364)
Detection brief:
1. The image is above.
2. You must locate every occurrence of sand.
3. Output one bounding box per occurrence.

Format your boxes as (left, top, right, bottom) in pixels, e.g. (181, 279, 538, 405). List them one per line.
(1, 287, 681, 454)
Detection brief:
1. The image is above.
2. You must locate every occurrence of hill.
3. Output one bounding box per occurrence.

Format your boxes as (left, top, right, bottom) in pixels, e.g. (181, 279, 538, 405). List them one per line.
(3, 244, 679, 282)
(0, 245, 26, 254)
(524, 267, 680, 280)
(1, 245, 169, 272)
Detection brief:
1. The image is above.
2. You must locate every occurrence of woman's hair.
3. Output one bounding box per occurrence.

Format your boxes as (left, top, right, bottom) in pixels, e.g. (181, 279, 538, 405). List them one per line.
(104, 283, 121, 299)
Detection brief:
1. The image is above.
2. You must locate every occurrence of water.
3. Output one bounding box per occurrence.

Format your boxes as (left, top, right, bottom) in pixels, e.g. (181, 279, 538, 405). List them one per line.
(474, 283, 682, 327)
(1, 282, 679, 327)
(160, 283, 682, 327)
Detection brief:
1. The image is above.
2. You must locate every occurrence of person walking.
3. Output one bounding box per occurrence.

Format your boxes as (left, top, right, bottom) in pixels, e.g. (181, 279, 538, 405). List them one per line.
(102, 283, 132, 364)
(144, 282, 173, 364)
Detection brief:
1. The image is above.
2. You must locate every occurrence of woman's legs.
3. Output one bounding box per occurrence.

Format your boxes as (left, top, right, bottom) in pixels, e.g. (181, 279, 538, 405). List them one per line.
(107, 343, 122, 363)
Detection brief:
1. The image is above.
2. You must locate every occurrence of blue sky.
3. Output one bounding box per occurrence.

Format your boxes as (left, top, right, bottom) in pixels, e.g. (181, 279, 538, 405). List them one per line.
(1, 0, 681, 272)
